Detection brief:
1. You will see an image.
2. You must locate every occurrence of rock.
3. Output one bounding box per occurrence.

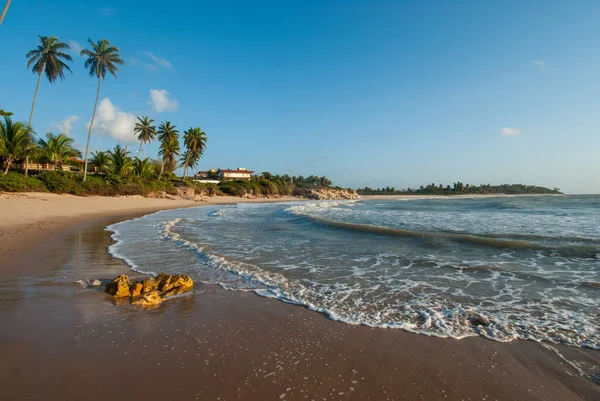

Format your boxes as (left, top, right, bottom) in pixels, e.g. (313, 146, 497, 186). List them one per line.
(292, 187, 359, 200)
(142, 278, 158, 293)
(104, 273, 194, 306)
(105, 275, 131, 297)
(130, 282, 143, 297)
(76, 279, 102, 288)
(132, 290, 164, 307)
(467, 311, 490, 326)
(156, 273, 194, 293)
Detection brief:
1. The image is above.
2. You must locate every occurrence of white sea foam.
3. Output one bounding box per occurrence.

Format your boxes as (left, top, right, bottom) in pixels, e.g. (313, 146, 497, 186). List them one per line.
(105, 197, 600, 349)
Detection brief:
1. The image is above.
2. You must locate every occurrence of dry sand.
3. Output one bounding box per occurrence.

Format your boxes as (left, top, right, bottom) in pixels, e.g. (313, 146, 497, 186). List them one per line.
(0, 193, 598, 401)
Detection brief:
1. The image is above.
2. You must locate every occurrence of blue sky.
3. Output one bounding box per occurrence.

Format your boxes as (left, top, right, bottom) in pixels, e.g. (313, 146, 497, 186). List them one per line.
(1, 1, 599, 193)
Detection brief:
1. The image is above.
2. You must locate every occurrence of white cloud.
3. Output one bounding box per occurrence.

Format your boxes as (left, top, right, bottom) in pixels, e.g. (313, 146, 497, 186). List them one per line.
(129, 56, 140, 65)
(501, 127, 521, 136)
(89, 98, 138, 143)
(54, 115, 79, 134)
(144, 63, 157, 72)
(144, 52, 173, 69)
(148, 89, 179, 113)
(68, 40, 84, 57)
(532, 60, 547, 72)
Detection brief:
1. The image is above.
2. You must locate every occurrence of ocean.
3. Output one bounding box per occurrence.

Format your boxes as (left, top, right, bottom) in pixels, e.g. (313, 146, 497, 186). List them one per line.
(107, 195, 600, 349)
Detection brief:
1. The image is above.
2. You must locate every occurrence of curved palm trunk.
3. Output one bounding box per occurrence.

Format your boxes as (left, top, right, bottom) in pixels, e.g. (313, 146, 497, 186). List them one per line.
(159, 160, 164, 179)
(83, 78, 102, 182)
(25, 65, 45, 176)
(0, 0, 12, 26)
(182, 164, 187, 181)
(137, 142, 143, 159)
(3, 156, 12, 176)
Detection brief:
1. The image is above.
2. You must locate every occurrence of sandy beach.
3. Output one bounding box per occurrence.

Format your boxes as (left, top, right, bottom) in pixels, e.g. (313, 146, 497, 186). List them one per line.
(0, 193, 598, 401)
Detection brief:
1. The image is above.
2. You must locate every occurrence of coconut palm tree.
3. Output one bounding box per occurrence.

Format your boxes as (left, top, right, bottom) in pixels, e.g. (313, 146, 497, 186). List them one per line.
(37, 133, 81, 170)
(133, 157, 154, 178)
(0, 0, 12, 26)
(181, 127, 207, 180)
(157, 121, 179, 178)
(180, 150, 196, 181)
(90, 150, 109, 174)
(158, 136, 180, 179)
(134, 116, 156, 157)
(0, 116, 34, 175)
(80, 38, 125, 181)
(107, 145, 132, 176)
(25, 35, 73, 175)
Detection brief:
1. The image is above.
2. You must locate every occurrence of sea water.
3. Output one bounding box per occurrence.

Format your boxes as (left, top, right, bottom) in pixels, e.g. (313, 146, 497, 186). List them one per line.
(108, 195, 600, 348)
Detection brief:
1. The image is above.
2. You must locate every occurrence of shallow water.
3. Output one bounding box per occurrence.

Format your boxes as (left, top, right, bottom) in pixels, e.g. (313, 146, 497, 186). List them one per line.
(108, 195, 600, 348)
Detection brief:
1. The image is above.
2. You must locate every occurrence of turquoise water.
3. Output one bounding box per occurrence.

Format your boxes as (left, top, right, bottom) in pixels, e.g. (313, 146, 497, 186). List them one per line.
(108, 195, 600, 348)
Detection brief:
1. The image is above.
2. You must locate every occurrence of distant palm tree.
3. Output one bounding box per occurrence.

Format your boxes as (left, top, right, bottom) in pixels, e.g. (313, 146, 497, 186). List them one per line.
(158, 136, 180, 179)
(133, 157, 154, 178)
(180, 150, 196, 181)
(157, 121, 179, 178)
(0, 0, 12, 26)
(181, 127, 207, 180)
(0, 116, 34, 175)
(134, 116, 156, 157)
(90, 150, 109, 173)
(25, 35, 73, 176)
(37, 132, 81, 170)
(81, 38, 125, 181)
(107, 145, 132, 176)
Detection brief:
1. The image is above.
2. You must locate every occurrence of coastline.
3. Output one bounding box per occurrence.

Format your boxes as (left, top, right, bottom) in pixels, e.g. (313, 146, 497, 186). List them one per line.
(0, 194, 598, 400)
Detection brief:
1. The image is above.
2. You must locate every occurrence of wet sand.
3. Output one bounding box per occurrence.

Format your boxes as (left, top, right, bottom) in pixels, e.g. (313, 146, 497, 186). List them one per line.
(0, 202, 599, 400)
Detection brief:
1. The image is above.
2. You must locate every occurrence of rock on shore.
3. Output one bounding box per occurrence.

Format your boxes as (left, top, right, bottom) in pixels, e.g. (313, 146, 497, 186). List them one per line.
(105, 273, 194, 307)
(292, 187, 359, 200)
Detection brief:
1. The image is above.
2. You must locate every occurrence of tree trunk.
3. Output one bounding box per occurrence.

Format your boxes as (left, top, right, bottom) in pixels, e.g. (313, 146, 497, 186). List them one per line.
(137, 141, 143, 159)
(182, 164, 187, 181)
(0, 0, 12, 26)
(83, 78, 102, 182)
(3, 156, 12, 176)
(25, 65, 45, 177)
(159, 160, 164, 179)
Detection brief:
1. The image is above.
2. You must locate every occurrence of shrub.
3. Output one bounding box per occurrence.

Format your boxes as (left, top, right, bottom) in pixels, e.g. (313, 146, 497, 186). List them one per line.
(37, 171, 79, 193)
(77, 175, 117, 196)
(0, 172, 47, 192)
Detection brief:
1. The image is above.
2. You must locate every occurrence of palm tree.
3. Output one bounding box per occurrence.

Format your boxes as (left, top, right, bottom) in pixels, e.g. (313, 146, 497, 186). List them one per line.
(107, 145, 132, 176)
(134, 116, 156, 157)
(158, 136, 180, 179)
(81, 38, 125, 181)
(0, 117, 34, 175)
(181, 127, 207, 180)
(37, 133, 81, 170)
(180, 150, 197, 181)
(157, 121, 179, 178)
(90, 150, 109, 173)
(0, 0, 12, 26)
(133, 157, 154, 178)
(25, 35, 73, 176)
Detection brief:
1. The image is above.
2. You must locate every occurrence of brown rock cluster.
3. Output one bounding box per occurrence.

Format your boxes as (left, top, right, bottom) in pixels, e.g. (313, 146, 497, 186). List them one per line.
(292, 187, 359, 200)
(104, 273, 194, 307)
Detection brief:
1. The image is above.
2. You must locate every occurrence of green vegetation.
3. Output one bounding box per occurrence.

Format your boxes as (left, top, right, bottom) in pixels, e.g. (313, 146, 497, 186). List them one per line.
(134, 116, 157, 156)
(181, 127, 207, 180)
(26, 35, 73, 176)
(0, 116, 34, 175)
(37, 133, 81, 169)
(81, 38, 125, 181)
(157, 121, 180, 179)
(0, 170, 177, 196)
(356, 182, 562, 195)
(0, 172, 47, 192)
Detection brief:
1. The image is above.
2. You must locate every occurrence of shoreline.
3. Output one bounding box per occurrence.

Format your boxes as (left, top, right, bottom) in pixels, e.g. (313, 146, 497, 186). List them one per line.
(0, 194, 599, 400)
